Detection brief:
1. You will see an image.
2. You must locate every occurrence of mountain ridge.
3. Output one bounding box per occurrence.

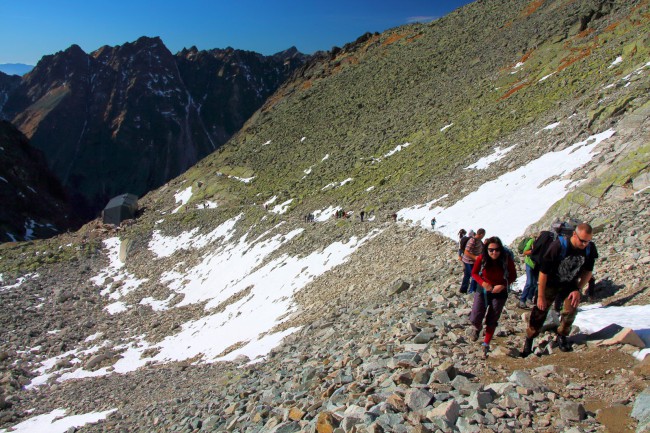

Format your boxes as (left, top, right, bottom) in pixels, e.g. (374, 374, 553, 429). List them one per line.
(1, 36, 307, 219)
(152, 0, 648, 221)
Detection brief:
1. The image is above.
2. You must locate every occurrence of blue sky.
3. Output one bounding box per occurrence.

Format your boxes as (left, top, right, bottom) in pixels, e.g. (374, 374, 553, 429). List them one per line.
(1, 0, 474, 65)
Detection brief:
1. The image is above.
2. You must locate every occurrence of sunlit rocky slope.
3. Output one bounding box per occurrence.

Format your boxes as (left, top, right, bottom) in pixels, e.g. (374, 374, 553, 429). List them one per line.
(0, 0, 648, 432)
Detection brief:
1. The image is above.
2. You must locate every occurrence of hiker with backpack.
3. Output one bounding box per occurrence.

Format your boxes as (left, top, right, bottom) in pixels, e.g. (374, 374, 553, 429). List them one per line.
(521, 223, 598, 356)
(457, 229, 469, 260)
(469, 236, 517, 358)
(517, 235, 537, 309)
(460, 228, 485, 294)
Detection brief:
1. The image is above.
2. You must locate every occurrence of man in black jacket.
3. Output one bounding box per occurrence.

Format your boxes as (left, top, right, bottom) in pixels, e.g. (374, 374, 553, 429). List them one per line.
(521, 223, 598, 356)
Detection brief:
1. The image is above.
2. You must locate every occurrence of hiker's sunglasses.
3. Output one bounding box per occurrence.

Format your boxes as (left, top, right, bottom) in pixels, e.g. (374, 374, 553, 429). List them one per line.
(573, 232, 591, 245)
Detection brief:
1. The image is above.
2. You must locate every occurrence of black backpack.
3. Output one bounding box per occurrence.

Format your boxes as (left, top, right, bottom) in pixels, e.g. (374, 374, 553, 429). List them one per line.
(529, 219, 582, 265)
(529, 231, 592, 267)
(529, 231, 559, 266)
(551, 218, 581, 237)
(459, 236, 470, 255)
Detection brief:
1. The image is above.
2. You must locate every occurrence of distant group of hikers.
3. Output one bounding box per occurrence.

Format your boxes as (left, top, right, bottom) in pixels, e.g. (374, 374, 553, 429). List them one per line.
(300, 208, 389, 223)
(330, 209, 372, 221)
(456, 220, 598, 359)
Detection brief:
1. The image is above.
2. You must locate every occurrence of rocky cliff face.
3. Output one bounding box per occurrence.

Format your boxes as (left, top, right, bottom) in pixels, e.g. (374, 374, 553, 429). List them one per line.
(176, 45, 307, 145)
(0, 121, 77, 242)
(2, 37, 306, 218)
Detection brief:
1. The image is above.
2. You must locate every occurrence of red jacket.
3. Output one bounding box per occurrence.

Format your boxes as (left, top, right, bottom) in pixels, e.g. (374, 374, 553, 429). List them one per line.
(471, 254, 517, 292)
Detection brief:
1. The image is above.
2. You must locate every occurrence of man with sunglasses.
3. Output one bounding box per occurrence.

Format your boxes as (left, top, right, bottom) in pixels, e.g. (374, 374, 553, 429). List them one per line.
(521, 223, 598, 356)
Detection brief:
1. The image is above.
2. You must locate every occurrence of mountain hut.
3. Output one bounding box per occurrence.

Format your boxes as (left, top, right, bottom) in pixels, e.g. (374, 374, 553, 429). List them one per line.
(102, 193, 138, 226)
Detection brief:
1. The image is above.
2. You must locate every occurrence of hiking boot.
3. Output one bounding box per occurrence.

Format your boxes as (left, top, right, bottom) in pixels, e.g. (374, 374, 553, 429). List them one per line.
(470, 328, 480, 342)
(518, 301, 529, 309)
(556, 334, 572, 352)
(520, 337, 534, 358)
(481, 342, 489, 359)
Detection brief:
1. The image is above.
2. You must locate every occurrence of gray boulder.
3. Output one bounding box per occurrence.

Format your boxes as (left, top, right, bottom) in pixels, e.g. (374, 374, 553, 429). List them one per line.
(508, 370, 547, 392)
(405, 389, 434, 411)
(427, 400, 460, 425)
(632, 387, 650, 433)
(388, 278, 411, 295)
(451, 375, 483, 395)
(557, 401, 586, 421)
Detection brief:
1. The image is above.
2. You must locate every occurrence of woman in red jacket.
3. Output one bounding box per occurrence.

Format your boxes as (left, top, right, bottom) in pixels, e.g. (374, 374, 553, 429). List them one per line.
(469, 236, 517, 358)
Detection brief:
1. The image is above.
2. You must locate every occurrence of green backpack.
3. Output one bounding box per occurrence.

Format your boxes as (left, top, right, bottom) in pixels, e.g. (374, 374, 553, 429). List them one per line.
(517, 236, 533, 254)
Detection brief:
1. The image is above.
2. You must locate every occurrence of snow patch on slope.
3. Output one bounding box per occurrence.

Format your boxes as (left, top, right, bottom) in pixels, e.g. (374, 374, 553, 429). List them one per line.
(399, 129, 616, 244)
(465, 144, 516, 170)
(0, 408, 116, 433)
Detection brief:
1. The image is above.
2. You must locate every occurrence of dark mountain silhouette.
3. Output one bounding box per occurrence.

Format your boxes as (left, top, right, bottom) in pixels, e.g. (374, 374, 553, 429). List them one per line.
(1, 37, 307, 219)
(0, 71, 21, 113)
(0, 121, 77, 242)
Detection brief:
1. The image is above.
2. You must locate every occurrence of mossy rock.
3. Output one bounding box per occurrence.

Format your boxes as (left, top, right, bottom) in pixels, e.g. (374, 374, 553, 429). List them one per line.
(588, 96, 637, 128)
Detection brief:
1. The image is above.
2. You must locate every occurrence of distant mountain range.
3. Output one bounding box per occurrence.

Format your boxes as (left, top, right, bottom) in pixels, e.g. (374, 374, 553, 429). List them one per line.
(0, 37, 307, 219)
(0, 63, 33, 76)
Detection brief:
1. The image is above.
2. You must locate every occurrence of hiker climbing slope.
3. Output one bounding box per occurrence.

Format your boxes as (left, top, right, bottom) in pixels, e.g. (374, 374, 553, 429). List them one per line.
(518, 235, 537, 309)
(521, 223, 599, 356)
(460, 229, 485, 294)
(469, 236, 517, 358)
(457, 229, 469, 260)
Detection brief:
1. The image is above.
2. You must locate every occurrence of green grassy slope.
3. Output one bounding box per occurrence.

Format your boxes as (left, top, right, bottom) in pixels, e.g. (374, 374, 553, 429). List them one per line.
(141, 0, 648, 221)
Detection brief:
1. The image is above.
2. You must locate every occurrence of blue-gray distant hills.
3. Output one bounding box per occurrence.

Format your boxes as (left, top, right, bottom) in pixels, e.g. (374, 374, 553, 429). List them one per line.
(0, 63, 33, 76)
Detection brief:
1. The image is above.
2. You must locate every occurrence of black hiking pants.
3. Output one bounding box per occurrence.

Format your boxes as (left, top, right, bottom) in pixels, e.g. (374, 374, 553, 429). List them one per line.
(526, 284, 579, 338)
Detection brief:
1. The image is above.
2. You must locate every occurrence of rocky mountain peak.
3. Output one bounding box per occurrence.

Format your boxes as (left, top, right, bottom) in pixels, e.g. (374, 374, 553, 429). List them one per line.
(1, 37, 307, 221)
(116, 36, 170, 61)
(63, 43, 86, 57)
(97, 35, 175, 71)
(177, 45, 200, 59)
(273, 46, 300, 59)
(133, 35, 164, 47)
(23, 43, 90, 85)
